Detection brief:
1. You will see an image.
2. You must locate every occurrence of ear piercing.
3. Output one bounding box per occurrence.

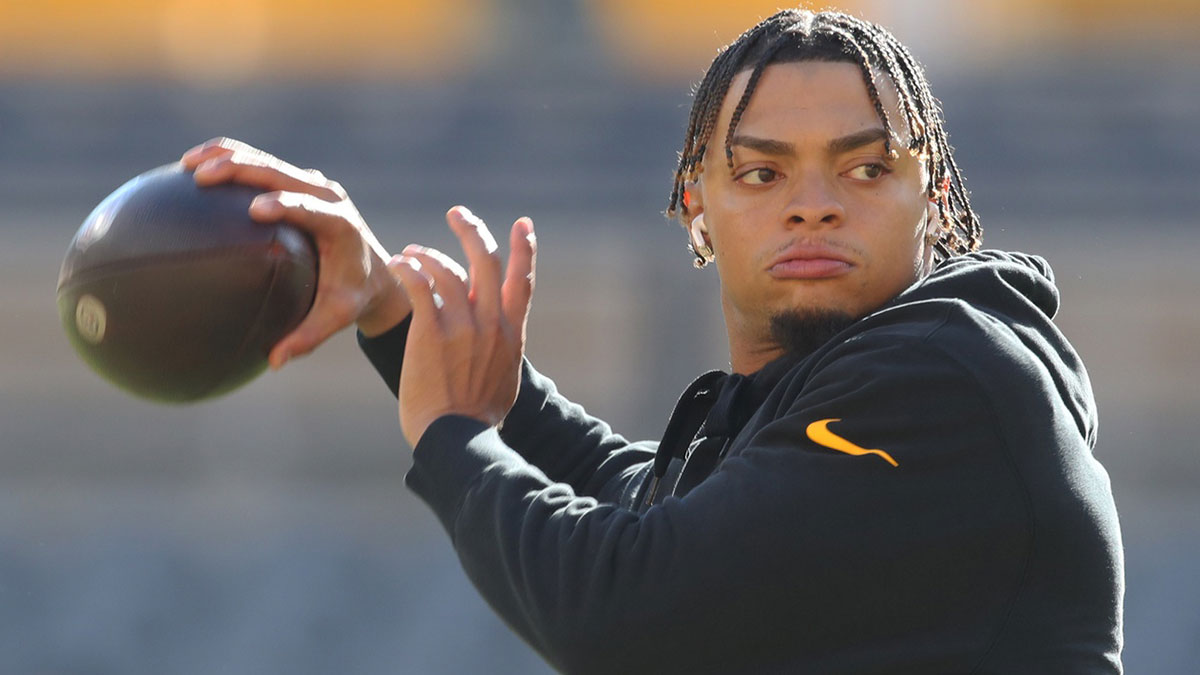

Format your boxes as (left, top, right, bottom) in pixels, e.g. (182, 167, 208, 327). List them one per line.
(689, 214, 714, 268)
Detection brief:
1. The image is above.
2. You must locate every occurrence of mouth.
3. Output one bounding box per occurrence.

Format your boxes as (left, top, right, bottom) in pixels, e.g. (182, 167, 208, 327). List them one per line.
(766, 244, 855, 280)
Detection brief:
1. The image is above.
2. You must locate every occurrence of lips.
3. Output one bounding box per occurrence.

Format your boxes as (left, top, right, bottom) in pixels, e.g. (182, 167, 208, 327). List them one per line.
(767, 245, 855, 279)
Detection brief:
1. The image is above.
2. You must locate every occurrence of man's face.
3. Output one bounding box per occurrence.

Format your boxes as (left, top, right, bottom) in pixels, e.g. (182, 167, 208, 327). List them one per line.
(692, 61, 935, 366)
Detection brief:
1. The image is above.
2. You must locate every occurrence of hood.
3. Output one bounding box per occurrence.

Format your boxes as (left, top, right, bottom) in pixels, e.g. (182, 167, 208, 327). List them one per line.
(901, 250, 1098, 447)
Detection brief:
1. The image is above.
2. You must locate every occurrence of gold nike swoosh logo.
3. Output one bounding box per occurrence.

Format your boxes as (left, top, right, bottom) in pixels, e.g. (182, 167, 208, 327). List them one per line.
(805, 418, 899, 467)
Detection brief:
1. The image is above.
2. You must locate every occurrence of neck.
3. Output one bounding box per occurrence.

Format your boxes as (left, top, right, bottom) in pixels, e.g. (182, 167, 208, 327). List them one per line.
(723, 302, 784, 374)
(728, 339, 785, 375)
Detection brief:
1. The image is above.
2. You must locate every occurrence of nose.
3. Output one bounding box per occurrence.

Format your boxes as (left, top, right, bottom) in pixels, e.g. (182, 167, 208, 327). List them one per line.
(783, 172, 845, 228)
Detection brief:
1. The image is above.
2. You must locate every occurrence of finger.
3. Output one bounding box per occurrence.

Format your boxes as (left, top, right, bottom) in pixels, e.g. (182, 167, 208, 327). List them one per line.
(193, 150, 341, 201)
(445, 206, 503, 321)
(249, 191, 347, 238)
(180, 145, 234, 171)
(502, 217, 537, 331)
(250, 184, 389, 265)
(180, 138, 232, 168)
(180, 136, 258, 169)
(390, 255, 440, 328)
(402, 246, 472, 326)
(400, 244, 468, 285)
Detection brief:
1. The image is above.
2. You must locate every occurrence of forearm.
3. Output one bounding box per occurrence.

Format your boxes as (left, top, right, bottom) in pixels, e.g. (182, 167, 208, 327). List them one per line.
(405, 417, 683, 673)
(358, 324, 650, 495)
(498, 359, 652, 495)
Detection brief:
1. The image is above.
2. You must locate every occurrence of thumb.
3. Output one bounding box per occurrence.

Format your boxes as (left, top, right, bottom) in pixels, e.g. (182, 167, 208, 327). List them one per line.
(267, 292, 346, 370)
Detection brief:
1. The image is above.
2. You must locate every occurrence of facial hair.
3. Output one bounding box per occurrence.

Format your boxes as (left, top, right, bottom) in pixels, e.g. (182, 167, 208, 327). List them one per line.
(768, 308, 858, 359)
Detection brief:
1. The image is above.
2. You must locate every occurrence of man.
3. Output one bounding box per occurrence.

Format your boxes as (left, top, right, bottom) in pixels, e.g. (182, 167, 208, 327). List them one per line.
(182, 9, 1123, 673)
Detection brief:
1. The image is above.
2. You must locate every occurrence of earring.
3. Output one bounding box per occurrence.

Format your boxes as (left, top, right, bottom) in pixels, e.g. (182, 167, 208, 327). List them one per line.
(689, 214, 714, 268)
(924, 196, 946, 247)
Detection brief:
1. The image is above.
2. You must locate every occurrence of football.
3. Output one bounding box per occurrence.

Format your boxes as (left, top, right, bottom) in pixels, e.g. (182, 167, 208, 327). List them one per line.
(56, 163, 317, 403)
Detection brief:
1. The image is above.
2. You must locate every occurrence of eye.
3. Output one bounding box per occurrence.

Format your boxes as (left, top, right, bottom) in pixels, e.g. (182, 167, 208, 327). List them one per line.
(845, 163, 890, 181)
(737, 167, 778, 186)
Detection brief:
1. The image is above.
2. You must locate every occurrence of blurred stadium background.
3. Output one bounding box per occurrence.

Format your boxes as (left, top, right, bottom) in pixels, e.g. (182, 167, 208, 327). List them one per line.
(1, 0, 1197, 672)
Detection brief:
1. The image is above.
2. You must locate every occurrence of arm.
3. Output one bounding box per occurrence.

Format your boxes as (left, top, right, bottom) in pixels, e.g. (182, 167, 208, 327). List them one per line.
(408, 337, 1031, 674)
(357, 307, 654, 498)
(180, 138, 649, 495)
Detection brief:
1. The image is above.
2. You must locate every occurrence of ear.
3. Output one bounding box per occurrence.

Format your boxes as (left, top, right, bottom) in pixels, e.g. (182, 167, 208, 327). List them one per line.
(689, 213, 715, 268)
(916, 197, 942, 276)
(680, 176, 705, 223)
(923, 198, 940, 238)
(924, 173, 950, 238)
(687, 177, 715, 266)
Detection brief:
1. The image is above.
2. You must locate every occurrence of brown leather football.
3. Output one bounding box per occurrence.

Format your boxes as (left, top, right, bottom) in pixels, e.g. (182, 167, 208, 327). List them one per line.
(56, 163, 317, 403)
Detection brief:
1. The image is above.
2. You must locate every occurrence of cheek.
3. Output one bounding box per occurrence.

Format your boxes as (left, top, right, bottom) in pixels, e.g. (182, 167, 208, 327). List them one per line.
(705, 208, 750, 258)
(876, 180, 928, 241)
(711, 228, 753, 276)
(859, 193, 927, 278)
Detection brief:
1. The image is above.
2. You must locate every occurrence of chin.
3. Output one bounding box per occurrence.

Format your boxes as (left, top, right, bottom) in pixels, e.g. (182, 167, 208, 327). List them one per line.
(768, 307, 858, 358)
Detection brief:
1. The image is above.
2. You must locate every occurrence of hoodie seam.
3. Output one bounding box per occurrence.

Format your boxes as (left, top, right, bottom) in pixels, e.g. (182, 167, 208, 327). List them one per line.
(914, 328, 1038, 674)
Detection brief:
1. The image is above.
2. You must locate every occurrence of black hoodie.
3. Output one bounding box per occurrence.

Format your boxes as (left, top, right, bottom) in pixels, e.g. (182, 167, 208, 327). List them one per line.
(359, 251, 1123, 674)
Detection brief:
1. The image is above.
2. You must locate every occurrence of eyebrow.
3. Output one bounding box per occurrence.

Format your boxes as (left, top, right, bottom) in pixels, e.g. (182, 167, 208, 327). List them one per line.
(730, 127, 890, 158)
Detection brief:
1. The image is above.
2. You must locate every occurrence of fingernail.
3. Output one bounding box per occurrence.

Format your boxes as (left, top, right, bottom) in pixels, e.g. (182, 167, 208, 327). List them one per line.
(388, 254, 412, 270)
(516, 218, 535, 242)
(250, 194, 277, 213)
(391, 255, 419, 271)
(195, 156, 226, 175)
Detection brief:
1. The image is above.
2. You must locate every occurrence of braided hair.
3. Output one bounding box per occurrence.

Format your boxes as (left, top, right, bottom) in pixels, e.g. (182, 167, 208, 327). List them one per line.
(666, 9, 982, 261)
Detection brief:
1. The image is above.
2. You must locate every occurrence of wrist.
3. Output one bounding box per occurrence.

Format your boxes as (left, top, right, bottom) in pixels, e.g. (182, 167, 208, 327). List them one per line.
(357, 276, 412, 338)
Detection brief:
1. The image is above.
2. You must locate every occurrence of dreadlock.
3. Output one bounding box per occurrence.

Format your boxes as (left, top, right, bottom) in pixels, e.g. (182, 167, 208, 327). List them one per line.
(666, 9, 982, 261)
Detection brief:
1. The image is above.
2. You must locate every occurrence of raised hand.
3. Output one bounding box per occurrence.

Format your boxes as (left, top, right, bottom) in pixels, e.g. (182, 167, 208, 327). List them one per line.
(180, 137, 410, 369)
(391, 206, 536, 448)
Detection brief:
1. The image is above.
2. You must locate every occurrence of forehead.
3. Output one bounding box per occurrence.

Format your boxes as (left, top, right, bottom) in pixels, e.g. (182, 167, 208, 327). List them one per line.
(716, 61, 909, 148)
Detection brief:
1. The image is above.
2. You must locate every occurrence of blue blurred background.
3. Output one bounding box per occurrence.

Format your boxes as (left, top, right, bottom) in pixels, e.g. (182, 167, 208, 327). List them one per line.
(1, 0, 1197, 672)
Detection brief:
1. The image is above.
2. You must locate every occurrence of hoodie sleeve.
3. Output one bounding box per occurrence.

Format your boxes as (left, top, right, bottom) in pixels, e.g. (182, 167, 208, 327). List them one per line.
(404, 333, 1033, 674)
(357, 322, 653, 498)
